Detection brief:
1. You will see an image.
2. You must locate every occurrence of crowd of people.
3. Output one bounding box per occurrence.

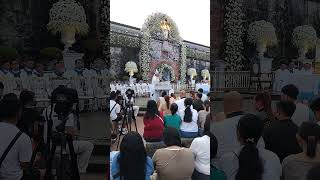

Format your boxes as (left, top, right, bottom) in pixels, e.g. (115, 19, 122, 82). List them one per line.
(211, 84, 320, 180)
(0, 82, 94, 180)
(109, 88, 211, 180)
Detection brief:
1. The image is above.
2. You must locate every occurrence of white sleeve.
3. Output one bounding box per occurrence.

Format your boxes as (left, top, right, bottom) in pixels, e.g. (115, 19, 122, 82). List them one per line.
(115, 104, 121, 114)
(18, 134, 33, 163)
(190, 138, 199, 157)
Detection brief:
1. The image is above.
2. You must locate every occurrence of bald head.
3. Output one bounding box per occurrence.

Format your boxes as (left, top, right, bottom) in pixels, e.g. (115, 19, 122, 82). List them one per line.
(224, 91, 243, 115)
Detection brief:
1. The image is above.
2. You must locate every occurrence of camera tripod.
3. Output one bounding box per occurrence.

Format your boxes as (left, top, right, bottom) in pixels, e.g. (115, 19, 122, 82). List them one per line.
(44, 115, 80, 180)
(116, 104, 138, 150)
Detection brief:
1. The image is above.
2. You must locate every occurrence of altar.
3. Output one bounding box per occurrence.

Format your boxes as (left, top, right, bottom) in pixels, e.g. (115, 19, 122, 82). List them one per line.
(153, 81, 172, 100)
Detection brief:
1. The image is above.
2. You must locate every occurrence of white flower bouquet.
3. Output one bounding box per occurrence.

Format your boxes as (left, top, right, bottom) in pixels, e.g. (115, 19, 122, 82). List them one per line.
(125, 61, 138, 76)
(292, 25, 317, 51)
(47, 0, 89, 35)
(187, 68, 197, 78)
(247, 20, 277, 47)
(201, 69, 210, 79)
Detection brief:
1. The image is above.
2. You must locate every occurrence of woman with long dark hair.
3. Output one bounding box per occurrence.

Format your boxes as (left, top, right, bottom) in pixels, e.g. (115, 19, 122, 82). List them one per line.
(219, 114, 281, 180)
(111, 132, 153, 180)
(143, 100, 164, 142)
(164, 103, 182, 131)
(282, 122, 320, 180)
(159, 95, 171, 115)
(178, 98, 198, 138)
(254, 92, 275, 126)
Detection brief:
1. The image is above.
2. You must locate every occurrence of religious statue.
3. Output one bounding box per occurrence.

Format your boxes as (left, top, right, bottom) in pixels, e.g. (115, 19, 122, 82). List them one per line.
(160, 19, 170, 39)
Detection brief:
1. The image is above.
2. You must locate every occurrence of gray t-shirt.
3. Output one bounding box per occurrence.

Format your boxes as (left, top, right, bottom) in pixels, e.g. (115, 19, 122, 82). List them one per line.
(0, 122, 32, 180)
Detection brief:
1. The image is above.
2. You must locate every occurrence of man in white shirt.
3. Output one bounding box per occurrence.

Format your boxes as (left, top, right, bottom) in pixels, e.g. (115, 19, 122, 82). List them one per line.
(110, 91, 121, 139)
(198, 88, 208, 101)
(21, 59, 35, 78)
(0, 60, 14, 79)
(288, 61, 298, 74)
(0, 95, 32, 180)
(211, 91, 265, 157)
(275, 63, 290, 77)
(175, 90, 187, 111)
(299, 60, 313, 75)
(281, 84, 316, 126)
(43, 89, 94, 173)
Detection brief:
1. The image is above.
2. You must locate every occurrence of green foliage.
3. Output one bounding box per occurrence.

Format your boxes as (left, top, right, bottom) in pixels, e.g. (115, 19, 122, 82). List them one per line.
(40, 47, 63, 61)
(186, 48, 210, 61)
(110, 33, 140, 48)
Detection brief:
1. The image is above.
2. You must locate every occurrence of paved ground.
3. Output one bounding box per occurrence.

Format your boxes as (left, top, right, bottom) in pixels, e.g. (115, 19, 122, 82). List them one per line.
(81, 173, 106, 180)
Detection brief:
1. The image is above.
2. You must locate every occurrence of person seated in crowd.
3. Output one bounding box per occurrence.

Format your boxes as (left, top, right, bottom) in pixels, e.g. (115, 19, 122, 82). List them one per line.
(281, 84, 315, 126)
(219, 114, 282, 180)
(0, 94, 33, 180)
(190, 118, 211, 180)
(164, 103, 181, 131)
(193, 93, 204, 112)
(42, 88, 94, 173)
(198, 88, 208, 102)
(111, 132, 153, 180)
(17, 90, 43, 139)
(10, 60, 22, 78)
(198, 100, 210, 136)
(175, 90, 187, 111)
(33, 63, 45, 77)
(152, 127, 194, 180)
(210, 134, 227, 180)
(254, 92, 275, 126)
(158, 95, 170, 115)
(212, 91, 265, 157)
(178, 98, 198, 138)
(0, 59, 13, 78)
(21, 59, 35, 78)
(170, 93, 176, 104)
(0, 81, 4, 100)
(263, 101, 301, 162)
(282, 122, 320, 180)
(307, 164, 320, 180)
(143, 100, 164, 142)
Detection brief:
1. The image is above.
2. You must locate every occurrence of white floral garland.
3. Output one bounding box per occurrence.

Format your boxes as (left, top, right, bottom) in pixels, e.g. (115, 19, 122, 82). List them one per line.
(47, 0, 89, 35)
(247, 20, 277, 47)
(224, 0, 244, 71)
(139, 13, 186, 84)
(157, 64, 175, 81)
(292, 25, 317, 51)
(201, 69, 210, 79)
(125, 61, 138, 73)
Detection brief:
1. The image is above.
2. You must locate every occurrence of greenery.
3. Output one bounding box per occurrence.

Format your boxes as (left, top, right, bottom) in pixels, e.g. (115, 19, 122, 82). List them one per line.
(110, 33, 140, 48)
(40, 47, 63, 61)
(186, 48, 210, 61)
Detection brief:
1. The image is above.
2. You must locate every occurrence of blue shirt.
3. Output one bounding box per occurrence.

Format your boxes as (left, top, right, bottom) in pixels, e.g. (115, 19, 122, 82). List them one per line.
(111, 152, 154, 180)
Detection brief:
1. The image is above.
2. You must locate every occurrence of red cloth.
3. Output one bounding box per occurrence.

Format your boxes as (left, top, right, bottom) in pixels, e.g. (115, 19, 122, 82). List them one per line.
(143, 112, 164, 139)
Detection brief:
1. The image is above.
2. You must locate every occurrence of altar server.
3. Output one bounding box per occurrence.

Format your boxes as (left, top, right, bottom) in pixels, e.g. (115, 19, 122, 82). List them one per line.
(21, 59, 35, 78)
(0, 60, 13, 79)
(10, 60, 22, 78)
(65, 59, 85, 78)
(299, 60, 313, 75)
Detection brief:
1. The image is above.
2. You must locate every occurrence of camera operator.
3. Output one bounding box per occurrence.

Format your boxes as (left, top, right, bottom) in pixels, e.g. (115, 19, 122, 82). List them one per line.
(17, 90, 44, 139)
(110, 91, 122, 141)
(0, 94, 33, 180)
(42, 87, 93, 174)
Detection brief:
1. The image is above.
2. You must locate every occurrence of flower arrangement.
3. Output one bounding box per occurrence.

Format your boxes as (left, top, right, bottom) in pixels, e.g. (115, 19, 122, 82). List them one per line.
(157, 63, 175, 81)
(224, 0, 245, 70)
(47, 0, 89, 35)
(187, 68, 197, 79)
(201, 69, 210, 80)
(125, 61, 138, 76)
(292, 25, 317, 53)
(247, 20, 277, 49)
(139, 13, 186, 84)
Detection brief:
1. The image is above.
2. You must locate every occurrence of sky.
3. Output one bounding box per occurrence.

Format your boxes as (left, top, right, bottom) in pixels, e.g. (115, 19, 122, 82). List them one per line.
(110, 0, 210, 46)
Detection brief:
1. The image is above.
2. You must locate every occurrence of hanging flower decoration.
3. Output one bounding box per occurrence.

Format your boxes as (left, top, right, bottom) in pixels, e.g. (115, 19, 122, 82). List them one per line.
(247, 20, 277, 48)
(125, 61, 138, 76)
(47, 0, 89, 35)
(292, 25, 317, 53)
(201, 69, 210, 80)
(187, 68, 197, 79)
(139, 12, 186, 84)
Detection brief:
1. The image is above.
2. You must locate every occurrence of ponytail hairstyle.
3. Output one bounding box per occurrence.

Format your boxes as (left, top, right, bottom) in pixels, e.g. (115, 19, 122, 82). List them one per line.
(298, 122, 320, 158)
(164, 95, 170, 109)
(183, 98, 193, 123)
(170, 103, 178, 115)
(254, 92, 275, 121)
(236, 114, 264, 180)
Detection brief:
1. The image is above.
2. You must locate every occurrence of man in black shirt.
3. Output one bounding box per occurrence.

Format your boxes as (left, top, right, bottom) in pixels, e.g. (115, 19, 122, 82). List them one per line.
(263, 101, 302, 162)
